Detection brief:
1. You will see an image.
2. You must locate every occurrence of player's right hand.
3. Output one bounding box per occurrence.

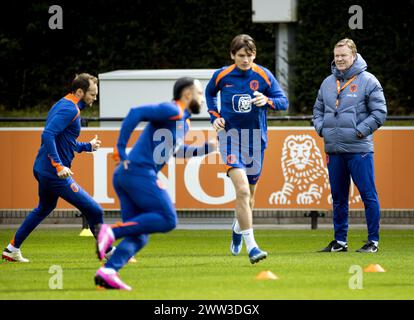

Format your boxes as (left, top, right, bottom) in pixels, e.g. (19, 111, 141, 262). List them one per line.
(57, 166, 74, 179)
(213, 118, 226, 132)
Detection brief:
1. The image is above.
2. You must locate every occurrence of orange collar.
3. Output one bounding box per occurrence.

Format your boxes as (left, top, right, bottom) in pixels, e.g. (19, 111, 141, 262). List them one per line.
(64, 93, 80, 105)
(175, 100, 187, 113)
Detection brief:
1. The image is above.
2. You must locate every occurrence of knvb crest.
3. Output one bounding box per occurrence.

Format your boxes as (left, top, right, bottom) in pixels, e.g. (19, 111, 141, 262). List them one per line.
(250, 80, 259, 91)
(350, 84, 358, 93)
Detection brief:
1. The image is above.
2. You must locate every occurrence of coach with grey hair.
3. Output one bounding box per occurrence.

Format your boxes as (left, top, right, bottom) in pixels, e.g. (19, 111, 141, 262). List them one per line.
(313, 38, 387, 253)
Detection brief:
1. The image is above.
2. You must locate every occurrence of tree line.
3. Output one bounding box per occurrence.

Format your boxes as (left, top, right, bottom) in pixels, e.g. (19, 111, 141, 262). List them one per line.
(0, 0, 411, 114)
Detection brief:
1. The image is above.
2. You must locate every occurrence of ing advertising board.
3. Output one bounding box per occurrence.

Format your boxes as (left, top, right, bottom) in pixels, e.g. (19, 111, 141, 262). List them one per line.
(0, 127, 413, 210)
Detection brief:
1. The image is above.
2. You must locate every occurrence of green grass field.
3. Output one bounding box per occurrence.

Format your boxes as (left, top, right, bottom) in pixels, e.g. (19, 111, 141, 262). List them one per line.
(0, 228, 413, 300)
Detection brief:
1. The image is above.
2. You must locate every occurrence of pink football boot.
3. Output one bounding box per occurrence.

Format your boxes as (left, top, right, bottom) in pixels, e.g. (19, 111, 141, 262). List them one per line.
(96, 224, 115, 261)
(95, 267, 132, 291)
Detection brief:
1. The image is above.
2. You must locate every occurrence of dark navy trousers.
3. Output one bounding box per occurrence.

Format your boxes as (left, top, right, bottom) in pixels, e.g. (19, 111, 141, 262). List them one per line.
(327, 152, 380, 242)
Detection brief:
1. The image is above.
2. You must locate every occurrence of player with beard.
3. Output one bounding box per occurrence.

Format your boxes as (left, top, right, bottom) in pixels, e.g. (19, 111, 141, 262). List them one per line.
(94, 77, 216, 290)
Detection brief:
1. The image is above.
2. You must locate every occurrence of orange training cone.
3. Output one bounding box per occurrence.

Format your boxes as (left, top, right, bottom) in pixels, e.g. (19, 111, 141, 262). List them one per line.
(364, 264, 386, 272)
(255, 270, 279, 280)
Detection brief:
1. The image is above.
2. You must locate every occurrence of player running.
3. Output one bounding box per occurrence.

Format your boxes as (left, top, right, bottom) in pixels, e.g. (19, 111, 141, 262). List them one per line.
(205, 34, 288, 263)
(2, 73, 112, 262)
(94, 77, 216, 290)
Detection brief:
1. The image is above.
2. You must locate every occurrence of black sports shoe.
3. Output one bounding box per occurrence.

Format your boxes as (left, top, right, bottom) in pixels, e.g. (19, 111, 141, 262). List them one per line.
(356, 241, 378, 253)
(318, 240, 348, 252)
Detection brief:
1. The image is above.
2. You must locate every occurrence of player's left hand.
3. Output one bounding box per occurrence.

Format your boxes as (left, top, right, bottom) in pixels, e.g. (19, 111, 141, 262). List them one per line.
(251, 91, 268, 107)
(90, 134, 101, 151)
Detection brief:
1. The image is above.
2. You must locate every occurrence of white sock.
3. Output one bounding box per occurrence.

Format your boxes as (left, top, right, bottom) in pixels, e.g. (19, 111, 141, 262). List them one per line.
(100, 267, 116, 275)
(7, 244, 19, 252)
(241, 229, 258, 253)
(372, 241, 379, 247)
(232, 219, 242, 234)
(336, 240, 347, 247)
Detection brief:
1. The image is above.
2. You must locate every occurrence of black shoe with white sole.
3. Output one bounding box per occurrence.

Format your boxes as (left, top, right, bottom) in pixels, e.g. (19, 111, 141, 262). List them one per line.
(318, 240, 348, 252)
(356, 241, 378, 253)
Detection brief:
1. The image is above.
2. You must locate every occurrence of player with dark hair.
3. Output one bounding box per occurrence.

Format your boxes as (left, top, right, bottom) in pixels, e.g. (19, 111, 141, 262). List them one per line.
(2, 73, 111, 262)
(206, 34, 288, 264)
(94, 77, 216, 290)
